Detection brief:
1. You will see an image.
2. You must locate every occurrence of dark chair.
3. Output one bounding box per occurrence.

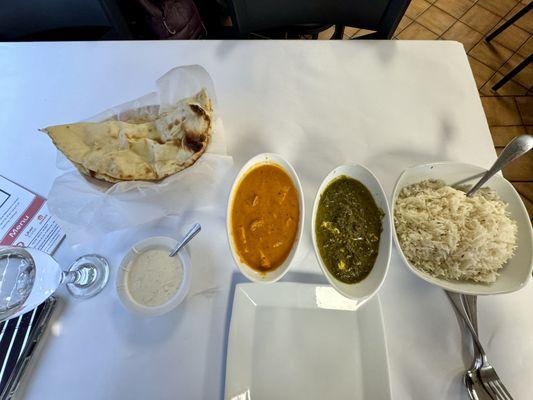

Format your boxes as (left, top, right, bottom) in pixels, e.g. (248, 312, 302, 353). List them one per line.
(227, 0, 412, 39)
(485, 2, 532, 91)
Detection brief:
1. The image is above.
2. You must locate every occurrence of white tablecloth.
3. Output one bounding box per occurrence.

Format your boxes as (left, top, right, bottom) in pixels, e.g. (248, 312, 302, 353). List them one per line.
(1, 40, 531, 400)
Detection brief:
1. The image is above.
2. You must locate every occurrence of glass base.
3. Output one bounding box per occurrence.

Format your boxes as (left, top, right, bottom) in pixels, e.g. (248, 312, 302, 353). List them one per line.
(66, 254, 109, 299)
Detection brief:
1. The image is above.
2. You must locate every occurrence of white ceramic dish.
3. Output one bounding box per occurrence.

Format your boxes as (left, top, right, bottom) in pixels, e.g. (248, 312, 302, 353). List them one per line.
(226, 153, 305, 283)
(311, 164, 392, 302)
(117, 236, 191, 317)
(224, 282, 391, 400)
(391, 162, 533, 295)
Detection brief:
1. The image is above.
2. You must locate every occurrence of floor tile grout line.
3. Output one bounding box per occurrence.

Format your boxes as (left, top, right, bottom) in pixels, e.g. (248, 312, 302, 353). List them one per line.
(434, 0, 479, 28)
(458, 9, 502, 36)
(354, 1, 530, 176)
(513, 191, 533, 203)
(516, 37, 533, 57)
(401, 0, 530, 95)
(398, 0, 531, 42)
(474, 53, 528, 92)
(456, 0, 532, 44)
(392, 14, 414, 37)
(486, 13, 532, 72)
(501, 1, 533, 35)
(415, 6, 458, 37)
(514, 96, 528, 126)
(509, 189, 533, 202)
(474, 0, 521, 20)
(435, 0, 480, 38)
(467, 24, 521, 90)
(430, 1, 529, 93)
(438, 2, 513, 53)
(479, 67, 530, 96)
(505, 1, 533, 35)
(471, 3, 531, 198)
(508, 180, 533, 183)
(514, 192, 533, 202)
(395, 22, 412, 37)
(490, 124, 532, 128)
(443, 1, 532, 210)
(467, 45, 502, 89)
(480, 90, 529, 97)
(511, 186, 533, 196)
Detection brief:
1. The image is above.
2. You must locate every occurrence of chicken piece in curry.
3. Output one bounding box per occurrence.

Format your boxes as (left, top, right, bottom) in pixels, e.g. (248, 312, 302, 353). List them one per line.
(230, 163, 299, 272)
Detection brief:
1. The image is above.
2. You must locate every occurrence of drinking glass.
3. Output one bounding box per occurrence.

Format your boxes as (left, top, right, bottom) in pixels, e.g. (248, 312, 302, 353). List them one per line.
(0, 245, 109, 321)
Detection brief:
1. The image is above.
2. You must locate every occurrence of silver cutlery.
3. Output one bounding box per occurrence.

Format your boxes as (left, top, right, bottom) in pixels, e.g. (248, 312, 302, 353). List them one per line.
(445, 291, 514, 400)
(447, 291, 492, 400)
(169, 223, 201, 257)
(462, 294, 494, 400)
(451, 135, 531, 398)
(466, 134, 533, 197)
(463, 294, 513, 400)
(464, 373, 494, 400)
(464, 373, 493, 400)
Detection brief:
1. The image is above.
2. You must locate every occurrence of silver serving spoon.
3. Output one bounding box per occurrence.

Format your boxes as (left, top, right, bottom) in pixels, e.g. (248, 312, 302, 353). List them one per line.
(169, 223, 201, 257)
(466, 135, 533, 196)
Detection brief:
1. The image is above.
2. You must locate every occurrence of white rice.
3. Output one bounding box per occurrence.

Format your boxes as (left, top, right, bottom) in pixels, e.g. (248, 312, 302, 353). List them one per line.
(394, 180, 517, 283)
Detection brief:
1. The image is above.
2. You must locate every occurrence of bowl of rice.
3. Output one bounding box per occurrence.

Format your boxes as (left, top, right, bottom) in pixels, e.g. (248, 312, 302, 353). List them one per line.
(392, 162, 533, 295)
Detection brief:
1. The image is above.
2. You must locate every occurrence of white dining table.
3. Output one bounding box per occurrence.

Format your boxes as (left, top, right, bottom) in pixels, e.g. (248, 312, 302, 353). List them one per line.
(1, 40, 532, 400)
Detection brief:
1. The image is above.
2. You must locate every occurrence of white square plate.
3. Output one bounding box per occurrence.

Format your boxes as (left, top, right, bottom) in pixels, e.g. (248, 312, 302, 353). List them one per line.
(224, 283, 391, 400)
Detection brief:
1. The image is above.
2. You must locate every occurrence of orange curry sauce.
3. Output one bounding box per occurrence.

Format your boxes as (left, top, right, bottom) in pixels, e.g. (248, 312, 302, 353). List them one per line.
(230, 163, 299, 272)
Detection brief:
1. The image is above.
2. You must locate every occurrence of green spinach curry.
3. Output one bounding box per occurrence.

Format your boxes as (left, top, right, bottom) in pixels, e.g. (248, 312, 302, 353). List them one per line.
(315, 176, 383, 284)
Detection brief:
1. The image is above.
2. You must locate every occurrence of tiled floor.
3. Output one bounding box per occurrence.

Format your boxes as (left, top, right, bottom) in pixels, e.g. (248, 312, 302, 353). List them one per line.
(331, 0, 533, 217)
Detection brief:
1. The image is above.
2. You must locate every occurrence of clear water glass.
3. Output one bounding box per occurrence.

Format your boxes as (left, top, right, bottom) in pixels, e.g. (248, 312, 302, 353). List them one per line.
(0, 246, 109, 321)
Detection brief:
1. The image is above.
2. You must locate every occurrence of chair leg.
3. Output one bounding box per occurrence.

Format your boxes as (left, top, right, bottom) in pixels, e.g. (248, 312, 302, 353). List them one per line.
(492, 54, 533, 91)
(486, 3, 532, 42)
(332, 25, 345, 39)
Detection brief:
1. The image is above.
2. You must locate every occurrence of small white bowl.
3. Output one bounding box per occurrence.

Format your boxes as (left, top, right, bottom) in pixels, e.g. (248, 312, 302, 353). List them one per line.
(391, 162, 533, 295)
(226, 153, 305, 283)
(117, 236, 191, 317)
(311, 164, 392, 302)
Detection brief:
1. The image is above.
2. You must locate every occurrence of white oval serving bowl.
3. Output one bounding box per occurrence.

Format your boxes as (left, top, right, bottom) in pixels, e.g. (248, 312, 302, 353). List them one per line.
(226, 153, 305, 283)
(117, 236, 192, 317)
(391, 162, 533, 295)
(311, 164, 392, 302)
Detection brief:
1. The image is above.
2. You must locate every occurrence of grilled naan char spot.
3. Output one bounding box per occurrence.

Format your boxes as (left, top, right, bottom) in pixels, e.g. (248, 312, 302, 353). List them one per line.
(42, 89, 212, 182)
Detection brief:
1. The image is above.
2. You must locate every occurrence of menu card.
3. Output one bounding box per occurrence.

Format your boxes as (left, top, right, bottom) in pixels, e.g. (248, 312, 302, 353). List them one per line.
(0, 175, 64, 254)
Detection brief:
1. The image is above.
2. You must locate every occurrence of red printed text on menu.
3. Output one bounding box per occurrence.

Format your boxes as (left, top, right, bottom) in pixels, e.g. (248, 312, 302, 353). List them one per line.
(0, 176, 64, 255)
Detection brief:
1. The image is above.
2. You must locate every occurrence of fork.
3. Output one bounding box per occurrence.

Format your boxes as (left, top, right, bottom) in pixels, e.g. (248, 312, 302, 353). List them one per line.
(464, 372, 493, 400)
(445, 291, 514, 400)
(462, 294, 514, 400)
(462, 295, 494, 400)
(446, 292, 493, 400)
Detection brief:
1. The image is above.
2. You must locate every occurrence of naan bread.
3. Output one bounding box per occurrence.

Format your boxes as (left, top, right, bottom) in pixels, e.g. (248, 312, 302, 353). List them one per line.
(42, 89, 212, 182)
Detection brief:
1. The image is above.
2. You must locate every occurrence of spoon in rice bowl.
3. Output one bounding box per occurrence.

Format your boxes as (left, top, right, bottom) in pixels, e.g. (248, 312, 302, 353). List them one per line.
(466, 135, 533, 197)
(392, 162, 532, 294)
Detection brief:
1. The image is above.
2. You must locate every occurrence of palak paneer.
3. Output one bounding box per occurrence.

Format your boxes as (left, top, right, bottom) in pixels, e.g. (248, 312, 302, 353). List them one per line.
(315, 176, 383, 284)
(230, 163, 299, 272)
